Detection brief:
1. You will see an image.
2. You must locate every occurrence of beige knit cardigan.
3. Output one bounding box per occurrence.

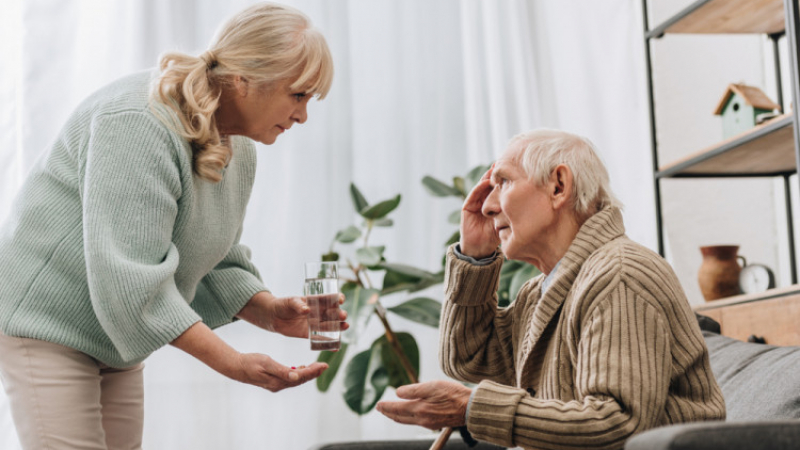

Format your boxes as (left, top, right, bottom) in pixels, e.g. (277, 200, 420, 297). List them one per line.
(440, 207, 725, 450)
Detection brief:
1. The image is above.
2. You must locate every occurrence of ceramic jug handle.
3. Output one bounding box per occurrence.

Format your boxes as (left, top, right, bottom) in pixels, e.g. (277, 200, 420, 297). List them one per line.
(738, 255, 747, 268)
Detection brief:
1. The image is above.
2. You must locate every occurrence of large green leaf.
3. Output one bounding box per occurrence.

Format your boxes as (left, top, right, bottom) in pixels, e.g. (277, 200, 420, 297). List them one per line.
(335, 225, 361, 244)
(373, 218, 394, 227)
(500, 259, 525, 274)
(445, 230, 460, 246)
(321, 251, 339, 262)
(379, 263, 438, 296)
(497, 260, 525, 307)
(340, 280, 359, 293)
(376, 332, 420, 388)
(387, 297, 441, 328)
(452, 176, 466, 197)
(342, 332, 419, 415)
(380, 270, 420, 296)
(341, 284, 379, 344)
(380, 263, 438, 280)
(448, 210, 461, 225)
(343, 346, 388, 414)
(422, 176, 461, 197)
(407, 274, 444, 293)
(315, 343, 349, 392)
(359, 195, 401, 220)
(508, 263, 541, 304)
(356, 246, 385, 267)
(350, 183, 369, 212)
(465, 164, 491, 192)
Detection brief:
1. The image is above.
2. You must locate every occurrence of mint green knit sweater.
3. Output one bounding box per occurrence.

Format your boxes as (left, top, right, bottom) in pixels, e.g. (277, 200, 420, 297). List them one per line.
(0, 71, 266, 368)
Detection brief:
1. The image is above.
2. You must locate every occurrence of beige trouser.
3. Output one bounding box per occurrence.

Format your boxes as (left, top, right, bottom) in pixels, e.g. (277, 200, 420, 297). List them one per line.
(0, 332, 144, 450)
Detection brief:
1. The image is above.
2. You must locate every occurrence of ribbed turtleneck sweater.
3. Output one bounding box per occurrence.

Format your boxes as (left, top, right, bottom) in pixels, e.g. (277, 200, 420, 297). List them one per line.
(440, 207, 725, 450)
(0, 71, 266, 368)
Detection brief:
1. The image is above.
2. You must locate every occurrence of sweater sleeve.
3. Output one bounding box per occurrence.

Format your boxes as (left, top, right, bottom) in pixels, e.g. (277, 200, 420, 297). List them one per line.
(191, 224, 267, 329)
(467, 283, 672, 449)
(439, 245, 517, 385)
(81, 111, 201, 364)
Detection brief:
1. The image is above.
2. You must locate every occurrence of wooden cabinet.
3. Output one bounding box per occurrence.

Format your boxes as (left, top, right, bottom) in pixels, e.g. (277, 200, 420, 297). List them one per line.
(695, 286, 800, 345)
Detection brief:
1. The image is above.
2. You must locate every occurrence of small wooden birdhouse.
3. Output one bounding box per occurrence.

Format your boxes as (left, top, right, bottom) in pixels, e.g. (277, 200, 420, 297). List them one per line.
(714, 83, 781, 139)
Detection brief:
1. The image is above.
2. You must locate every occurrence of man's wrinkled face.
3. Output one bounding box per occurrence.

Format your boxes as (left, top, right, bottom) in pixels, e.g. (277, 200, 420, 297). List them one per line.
(482, 143, 555, 262)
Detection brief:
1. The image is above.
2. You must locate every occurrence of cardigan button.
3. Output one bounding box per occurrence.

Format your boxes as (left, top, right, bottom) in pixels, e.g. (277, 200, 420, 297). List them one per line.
(526, 388, 536, 396)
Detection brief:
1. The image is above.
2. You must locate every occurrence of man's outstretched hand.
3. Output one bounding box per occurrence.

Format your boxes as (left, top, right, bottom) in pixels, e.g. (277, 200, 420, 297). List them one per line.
(376, 380, 472, 430)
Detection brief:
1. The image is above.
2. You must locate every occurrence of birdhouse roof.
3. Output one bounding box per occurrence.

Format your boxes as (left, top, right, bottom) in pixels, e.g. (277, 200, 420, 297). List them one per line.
(713, 83, 781, 115)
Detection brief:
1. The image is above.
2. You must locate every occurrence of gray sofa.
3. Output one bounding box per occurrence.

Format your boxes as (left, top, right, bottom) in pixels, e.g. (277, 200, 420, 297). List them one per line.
(308, 438, 504, 450)
(625, 316, 800, 450)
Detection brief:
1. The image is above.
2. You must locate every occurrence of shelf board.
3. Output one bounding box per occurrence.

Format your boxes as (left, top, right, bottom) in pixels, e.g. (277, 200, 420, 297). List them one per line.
(656, 114, 797, 178)
(694, 283, 800, 311)
(647, 0, 785, 38)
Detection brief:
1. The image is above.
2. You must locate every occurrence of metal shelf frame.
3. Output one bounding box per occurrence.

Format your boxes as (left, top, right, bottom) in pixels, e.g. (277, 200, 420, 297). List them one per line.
(643, 0, 800, 284)
(645, 0, 714, 39)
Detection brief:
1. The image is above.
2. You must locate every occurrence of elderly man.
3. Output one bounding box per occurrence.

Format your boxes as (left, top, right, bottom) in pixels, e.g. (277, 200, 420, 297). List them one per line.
(377, 129, 725, 449)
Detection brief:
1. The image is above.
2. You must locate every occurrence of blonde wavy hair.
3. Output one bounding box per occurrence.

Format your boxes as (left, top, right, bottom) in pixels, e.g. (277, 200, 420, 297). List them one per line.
(150, 2, 334, 182)
(510, 129, 623, 223)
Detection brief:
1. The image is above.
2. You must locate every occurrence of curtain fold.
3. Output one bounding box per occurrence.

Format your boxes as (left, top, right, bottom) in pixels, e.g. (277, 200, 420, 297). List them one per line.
(0, 0, 23, 230)
(460, 0, 542, 161)
(0, 1, 650, 449)
(1, 2, 23, 447)
(528, 0, 655, 248)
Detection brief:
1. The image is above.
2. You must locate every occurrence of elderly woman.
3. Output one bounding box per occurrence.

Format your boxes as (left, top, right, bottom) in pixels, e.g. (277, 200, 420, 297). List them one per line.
(377, 129, 725, 449)
(0, 3, 347, 449)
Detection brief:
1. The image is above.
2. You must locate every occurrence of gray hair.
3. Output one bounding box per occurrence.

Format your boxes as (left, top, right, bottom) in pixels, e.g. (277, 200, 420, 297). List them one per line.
(509, 129, 622, 221)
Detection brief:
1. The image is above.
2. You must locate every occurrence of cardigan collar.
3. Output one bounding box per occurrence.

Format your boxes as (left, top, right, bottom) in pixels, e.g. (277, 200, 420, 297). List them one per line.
(546, 206, 626, 302)
(516, 207, 626, 385)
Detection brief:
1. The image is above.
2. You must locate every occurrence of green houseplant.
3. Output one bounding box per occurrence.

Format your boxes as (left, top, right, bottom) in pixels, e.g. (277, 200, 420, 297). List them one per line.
(315, 165, 540, 415)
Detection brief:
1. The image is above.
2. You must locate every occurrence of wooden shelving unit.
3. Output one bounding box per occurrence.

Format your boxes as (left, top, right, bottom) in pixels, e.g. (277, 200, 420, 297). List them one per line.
(644, 0, 800, 283)
(657, 114, 795, 177)
(647, 0, 785, 37)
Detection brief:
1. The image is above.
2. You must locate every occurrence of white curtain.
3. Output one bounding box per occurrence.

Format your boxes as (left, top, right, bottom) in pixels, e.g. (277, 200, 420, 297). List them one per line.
(0, 1, 651, 449)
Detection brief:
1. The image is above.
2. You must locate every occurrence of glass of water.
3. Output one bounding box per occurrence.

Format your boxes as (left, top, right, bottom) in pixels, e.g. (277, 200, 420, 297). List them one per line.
(304, 262, 341, 351)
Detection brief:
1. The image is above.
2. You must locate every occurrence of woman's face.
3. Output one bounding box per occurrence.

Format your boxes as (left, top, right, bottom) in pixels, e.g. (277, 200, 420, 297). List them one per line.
(217, 77, 312, 145)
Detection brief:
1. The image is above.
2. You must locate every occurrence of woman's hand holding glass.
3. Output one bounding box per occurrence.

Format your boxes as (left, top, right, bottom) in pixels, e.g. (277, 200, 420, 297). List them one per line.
(236, 291, 349, 339)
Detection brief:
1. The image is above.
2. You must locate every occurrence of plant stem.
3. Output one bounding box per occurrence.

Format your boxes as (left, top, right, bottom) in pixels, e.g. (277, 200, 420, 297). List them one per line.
(374, 301, 418, 384)
(345, 258, 364, 288)
(350, 231, 418, 384)
(363, 220, 374, 248)
(362, 270, 374, 289)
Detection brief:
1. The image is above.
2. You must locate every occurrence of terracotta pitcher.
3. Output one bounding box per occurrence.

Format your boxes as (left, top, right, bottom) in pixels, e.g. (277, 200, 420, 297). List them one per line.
(698, 245, 746, 301)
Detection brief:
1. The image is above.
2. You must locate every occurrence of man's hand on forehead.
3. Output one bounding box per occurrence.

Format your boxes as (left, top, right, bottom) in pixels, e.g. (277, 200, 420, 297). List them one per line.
(485, 162, 497, 185)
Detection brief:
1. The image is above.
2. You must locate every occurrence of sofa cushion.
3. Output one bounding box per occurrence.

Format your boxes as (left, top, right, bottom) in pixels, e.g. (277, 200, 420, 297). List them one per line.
(695, 313, 721, 334)
(624, 420, 800, 450)
(703, 330, 800, 421)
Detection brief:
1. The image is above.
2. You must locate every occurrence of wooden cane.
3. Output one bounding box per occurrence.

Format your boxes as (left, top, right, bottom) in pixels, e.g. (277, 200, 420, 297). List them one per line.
(429, 427, 453, 450)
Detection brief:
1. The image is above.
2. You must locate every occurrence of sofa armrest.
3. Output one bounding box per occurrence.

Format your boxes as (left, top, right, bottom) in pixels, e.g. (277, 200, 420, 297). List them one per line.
(625, 421, 800, 450)
(307, 439, 505, 450)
